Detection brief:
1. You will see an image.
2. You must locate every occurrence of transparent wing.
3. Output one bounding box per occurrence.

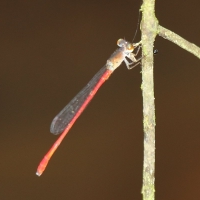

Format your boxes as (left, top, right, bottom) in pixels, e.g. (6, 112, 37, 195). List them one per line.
(50, 65, 108, 135)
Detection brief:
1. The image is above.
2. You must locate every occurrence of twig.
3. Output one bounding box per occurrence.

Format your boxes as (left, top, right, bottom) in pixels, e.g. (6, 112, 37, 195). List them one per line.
(139, 1, 200, 200)
(158, 25, 200, 59)
(140, 0, 158, 199)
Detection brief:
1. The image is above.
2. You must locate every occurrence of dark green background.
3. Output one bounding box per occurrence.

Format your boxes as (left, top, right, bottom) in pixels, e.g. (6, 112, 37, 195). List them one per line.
(1, 0, 200, 199)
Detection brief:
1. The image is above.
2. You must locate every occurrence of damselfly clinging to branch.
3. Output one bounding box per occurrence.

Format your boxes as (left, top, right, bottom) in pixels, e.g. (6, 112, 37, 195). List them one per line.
(36, 38, 142, 176)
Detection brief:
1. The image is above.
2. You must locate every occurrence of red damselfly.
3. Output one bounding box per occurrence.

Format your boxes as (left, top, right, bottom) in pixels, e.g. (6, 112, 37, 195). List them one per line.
(36, 39, 142, 176)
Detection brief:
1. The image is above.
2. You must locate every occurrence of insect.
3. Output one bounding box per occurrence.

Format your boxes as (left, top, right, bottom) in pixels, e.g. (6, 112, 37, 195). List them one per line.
(153, 49, 158, 55)
(36, 38, 142, 176)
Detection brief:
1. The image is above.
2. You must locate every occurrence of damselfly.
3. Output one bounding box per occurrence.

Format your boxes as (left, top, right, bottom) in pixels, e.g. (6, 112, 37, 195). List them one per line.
(36, 39, 142, 176)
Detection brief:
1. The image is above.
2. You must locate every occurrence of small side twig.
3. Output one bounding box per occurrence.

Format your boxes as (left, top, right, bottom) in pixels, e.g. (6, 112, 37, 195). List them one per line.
(158, 25, 200, 59)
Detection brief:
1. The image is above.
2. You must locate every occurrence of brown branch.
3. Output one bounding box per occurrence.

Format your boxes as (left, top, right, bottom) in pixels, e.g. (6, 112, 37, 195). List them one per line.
(140, 0, 158, 199)
(158, 25, 200, 59)
(139, 2, 200, 200)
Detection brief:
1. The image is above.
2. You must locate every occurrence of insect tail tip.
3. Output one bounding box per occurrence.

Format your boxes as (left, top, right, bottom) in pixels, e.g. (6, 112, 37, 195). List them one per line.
(36, 171, 41, 177)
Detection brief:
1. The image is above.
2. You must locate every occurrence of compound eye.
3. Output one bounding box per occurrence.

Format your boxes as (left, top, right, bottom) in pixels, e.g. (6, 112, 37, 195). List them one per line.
(117, 39, 125, 47)
(126, 43, 134, 51)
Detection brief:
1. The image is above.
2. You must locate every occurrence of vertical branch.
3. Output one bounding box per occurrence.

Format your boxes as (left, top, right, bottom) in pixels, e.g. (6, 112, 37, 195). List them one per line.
(140, 0, 158, 199)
